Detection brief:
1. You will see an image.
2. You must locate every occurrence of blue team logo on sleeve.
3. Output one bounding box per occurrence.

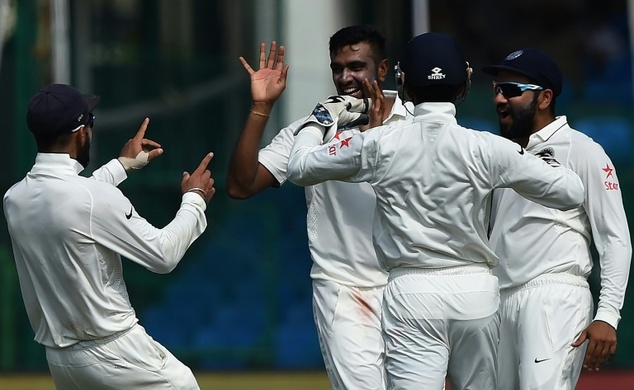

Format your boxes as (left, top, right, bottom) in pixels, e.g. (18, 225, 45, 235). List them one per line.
(312, 104, 334, 126)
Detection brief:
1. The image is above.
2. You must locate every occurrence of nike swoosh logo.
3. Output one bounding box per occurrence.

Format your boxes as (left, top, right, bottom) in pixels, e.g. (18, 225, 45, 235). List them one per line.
(534, 358, 550, 363)
(125, 207, 133, 220)
(518, 148, 525, 155)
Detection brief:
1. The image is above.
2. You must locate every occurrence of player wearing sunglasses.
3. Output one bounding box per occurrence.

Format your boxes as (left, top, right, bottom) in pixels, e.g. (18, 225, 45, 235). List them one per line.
(493, 81, 543, 99)
(482, 48, 631, 389)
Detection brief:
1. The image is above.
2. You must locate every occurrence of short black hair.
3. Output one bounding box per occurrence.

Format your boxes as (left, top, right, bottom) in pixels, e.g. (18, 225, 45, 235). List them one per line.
(34, 132, 74, 152)
(328, 25, 386, 62)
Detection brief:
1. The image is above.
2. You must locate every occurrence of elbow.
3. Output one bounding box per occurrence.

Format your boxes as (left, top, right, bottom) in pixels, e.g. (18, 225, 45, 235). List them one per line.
(154, 253, 181, 274)
(571, 179, 586, 208)
(225, 178, 254, 200)
(148, 260, 178, 274)
(559, 182, 585, 211)
(286, 166, 311, 187)
(286, 170, 301, 186)
(286, 157, 315, 186)
(226, 185, 252, 200)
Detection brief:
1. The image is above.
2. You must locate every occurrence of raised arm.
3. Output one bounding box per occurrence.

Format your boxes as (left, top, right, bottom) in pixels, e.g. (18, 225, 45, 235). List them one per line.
(226, 42, 290, 199)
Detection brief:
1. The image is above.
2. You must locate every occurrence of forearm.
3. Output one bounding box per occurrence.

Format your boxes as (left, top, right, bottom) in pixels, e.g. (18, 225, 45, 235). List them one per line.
(502, 154, 585, 210)
(594, 241, 632, 329)
(152, 193, 208, 273)
(116, 193, 207, 274)
(90, 159, 128, 186)
(226, 106, 273, 198)
(287, 126, 361, 186)
(535, 167, 585, 210)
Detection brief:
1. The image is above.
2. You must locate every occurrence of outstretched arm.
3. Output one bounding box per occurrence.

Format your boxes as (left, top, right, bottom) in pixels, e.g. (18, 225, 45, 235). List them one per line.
(227, 42, 290, 199)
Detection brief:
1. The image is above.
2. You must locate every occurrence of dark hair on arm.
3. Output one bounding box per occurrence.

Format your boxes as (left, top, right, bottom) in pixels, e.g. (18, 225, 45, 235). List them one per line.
(328, 25, 387, 61)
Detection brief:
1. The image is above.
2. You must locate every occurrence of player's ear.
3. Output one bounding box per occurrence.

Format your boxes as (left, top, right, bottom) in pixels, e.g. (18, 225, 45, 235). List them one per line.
(377, 59, 389, 83)
(538, 89, 553, 110)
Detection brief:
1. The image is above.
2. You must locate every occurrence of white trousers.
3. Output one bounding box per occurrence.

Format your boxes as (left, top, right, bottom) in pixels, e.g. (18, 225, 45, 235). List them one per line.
(46, 324, 200, 390)
(313, 279, 386, 390)
(382, 266, 500, 390)
(497, 274, 593, 390)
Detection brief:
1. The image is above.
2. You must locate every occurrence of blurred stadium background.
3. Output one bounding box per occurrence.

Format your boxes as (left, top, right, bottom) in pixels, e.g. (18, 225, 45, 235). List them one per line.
(0, 0, 633, 388)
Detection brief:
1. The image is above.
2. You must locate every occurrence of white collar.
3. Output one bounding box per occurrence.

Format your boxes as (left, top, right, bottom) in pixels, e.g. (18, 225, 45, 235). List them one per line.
(31, 153, 85, 175)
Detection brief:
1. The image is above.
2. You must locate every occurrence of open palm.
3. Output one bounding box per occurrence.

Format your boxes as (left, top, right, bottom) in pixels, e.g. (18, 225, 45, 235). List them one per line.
(240, 41, 289, 104)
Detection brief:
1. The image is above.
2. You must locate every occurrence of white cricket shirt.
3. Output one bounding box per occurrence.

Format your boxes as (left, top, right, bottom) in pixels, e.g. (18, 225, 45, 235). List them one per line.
(3, 153, 207, 348)
(287, 103, 585, 271)
(258, 91, 411, 288)
(489, 116, 631, 329)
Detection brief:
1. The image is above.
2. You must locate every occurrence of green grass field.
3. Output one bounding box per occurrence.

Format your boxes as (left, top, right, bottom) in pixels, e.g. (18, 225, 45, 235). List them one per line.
(2, 370, 633, 389)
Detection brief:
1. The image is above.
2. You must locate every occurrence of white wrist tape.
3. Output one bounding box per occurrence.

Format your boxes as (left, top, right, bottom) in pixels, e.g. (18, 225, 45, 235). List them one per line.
(118, 151, 150, 170)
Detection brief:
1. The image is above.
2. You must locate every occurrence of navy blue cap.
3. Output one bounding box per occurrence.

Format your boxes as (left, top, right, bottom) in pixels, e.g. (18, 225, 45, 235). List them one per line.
(400, 32, 468, 87)
(481, 48, 563, 96)
(26, 84, 100, 136)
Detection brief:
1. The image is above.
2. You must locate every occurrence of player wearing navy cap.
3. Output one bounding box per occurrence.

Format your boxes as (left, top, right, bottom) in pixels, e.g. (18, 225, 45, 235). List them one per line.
(286, 32, 586, 389)
(4, 83, 215, 389)
(483, 48, 632, 389)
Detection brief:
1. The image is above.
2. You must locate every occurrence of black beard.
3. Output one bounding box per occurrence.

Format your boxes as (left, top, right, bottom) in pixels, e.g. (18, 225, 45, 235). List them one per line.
(77, 138, 91, 168)
(499, 96, 538, 140)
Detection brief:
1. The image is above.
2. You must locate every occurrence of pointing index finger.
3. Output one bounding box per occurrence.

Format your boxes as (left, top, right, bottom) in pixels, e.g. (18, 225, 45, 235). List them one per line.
(134, 118, 150, 141)
(194, 152, 214, 173)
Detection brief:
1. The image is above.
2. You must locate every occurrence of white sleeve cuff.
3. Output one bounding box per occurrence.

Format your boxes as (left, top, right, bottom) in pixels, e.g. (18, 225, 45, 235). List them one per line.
(181, 192, 207, 212)
(593, 309, 620, 330)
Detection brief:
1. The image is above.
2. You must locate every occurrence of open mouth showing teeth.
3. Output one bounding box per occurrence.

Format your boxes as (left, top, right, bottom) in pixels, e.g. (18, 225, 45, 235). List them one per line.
(498, 109, 510, 119)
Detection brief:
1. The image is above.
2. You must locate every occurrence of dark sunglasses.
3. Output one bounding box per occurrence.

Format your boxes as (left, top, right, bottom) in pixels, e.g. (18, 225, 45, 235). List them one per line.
(493, 82, 543, 98)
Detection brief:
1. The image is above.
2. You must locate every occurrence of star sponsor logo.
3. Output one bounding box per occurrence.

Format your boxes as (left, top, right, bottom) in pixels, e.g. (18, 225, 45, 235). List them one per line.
(602, 163, 619, 191)
(327, 136, 353, 156)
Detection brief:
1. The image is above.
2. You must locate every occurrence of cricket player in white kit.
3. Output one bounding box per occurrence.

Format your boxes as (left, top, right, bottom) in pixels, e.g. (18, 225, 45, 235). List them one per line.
(482, 48, 632, 389)
(286, 32, 586, 390)
(3, 84, 215, 389)
(227, 26, 412, 389)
